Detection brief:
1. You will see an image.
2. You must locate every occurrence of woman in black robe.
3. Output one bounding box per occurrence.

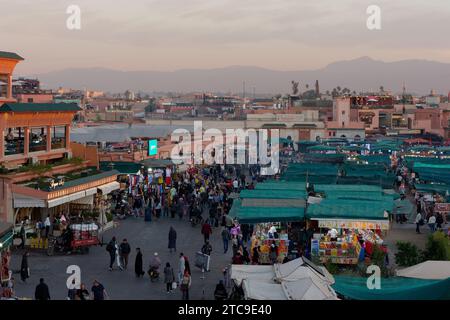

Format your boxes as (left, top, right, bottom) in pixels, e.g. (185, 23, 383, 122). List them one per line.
(20, 251, 30, 282)
(135, 248, 144, 277)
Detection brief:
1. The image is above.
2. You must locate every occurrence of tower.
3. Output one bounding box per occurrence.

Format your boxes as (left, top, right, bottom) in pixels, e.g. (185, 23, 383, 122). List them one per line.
(315, 80, 320, 97)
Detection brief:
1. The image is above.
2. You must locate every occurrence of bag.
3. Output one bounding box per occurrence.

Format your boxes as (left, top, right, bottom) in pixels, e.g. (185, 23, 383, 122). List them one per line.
(106, 243, 113, 252)
(172, 282, 177, 290)
(419, 219, 425, 226)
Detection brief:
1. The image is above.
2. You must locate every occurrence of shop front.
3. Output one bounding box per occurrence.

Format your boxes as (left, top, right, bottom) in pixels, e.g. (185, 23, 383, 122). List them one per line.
(10, 170, 120, 245)
(0, 223, 13, 285)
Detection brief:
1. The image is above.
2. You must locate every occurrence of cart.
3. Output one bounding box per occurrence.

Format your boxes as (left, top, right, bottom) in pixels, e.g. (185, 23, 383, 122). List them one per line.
(47, 223, 99, 256)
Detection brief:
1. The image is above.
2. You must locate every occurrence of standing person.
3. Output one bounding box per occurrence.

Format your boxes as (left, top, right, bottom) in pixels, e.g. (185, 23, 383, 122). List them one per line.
(436, 212, 444, 230)
(201, 240, 213, 256)
(135, 248, 145, 277)
(67, 279, 77, 300)
(119, 239, 131, 269)
(20, 251, 30, 283)
(168, 226, 177, 253)
(221, 227, 230, 254)
(180, 270, 192, 300)
(34, 278, 50, 300)
(164, 262, 175, 293)
(91, 280, 108, 300)
(115, 238, 123, 270)
(201, 220, 212, 243)
(415, 212, 422, 234)
(76, 283, 90, 300)
(19, 222, 26, 249)
(178, 253, 186, 283)
(106, 236, 118, 271)
(44, 214, 51, 238)
(428, 215, 436, 233)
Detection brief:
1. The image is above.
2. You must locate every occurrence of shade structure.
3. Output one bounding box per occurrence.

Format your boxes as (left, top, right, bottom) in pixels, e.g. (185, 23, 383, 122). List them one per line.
(332, 275, 450, 300)
(306, 199, 392, 220)
(239, 189, 306, 200)
(235, 206, 305, 224)
(414, 183, 450, 195)
(306, 145, 338, 152)
(231, 258, 338, 300)
(357, 155, 391, 165)
(255, 181, 306, 191)
(396, 261, 450, 280)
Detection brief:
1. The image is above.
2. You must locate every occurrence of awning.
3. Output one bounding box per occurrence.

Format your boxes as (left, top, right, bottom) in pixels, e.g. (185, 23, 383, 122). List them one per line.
(98, 181, 120, 195)
(85, 187, 98, 196)
(48, 190, 87, 208)
(71, 195, 94, 205)
(13, 194, 46, 208)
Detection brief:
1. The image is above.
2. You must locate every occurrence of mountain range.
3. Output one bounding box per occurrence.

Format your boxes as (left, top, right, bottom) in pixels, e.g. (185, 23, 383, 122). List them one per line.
(32, 57, 450, 95)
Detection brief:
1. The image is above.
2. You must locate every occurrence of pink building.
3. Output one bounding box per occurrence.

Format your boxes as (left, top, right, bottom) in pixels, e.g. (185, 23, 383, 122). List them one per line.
(16, 93, 53, 104)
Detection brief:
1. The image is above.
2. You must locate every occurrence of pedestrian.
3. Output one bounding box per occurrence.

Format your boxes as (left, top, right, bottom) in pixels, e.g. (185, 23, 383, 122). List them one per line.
(201, 240, 213, 256)
(436, 213, 444, 229)
(252, 246, 260, 264)
(168, 226, 177, 253)
(35, 278, 50, 300)
(415, 212, 422, 234)
(221, 227, 230, 254)
(106, 236, 118, 271)
(119, 239, 131, 269)
(19, 221, 26, 249)
(44, 214, 51, 238)
(201, 220, 212, 243)
(178, 253, 185, 283)
(164, 262, 175, 293)
(180, 270, 192, 300)
(428, 215, 436, 233)
(67, 279, 77, 300)
(76, 283, 90, 300)
(91, 280, 108, 300)
(20, 251, 30, 283)
(135, 248, 145, 277)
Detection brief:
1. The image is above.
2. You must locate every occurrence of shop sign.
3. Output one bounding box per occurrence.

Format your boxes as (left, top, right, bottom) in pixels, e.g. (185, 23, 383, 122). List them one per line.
(435, 203, 450, 213)
(318, 219, 389, 230)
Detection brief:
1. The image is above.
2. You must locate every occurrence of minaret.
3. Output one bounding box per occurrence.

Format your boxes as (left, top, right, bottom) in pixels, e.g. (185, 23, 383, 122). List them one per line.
(315, 80, 320, 97)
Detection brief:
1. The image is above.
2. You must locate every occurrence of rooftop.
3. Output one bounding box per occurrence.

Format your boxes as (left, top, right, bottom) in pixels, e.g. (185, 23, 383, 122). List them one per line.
(0, 51, 24, 61)
(0, 103, 81, 113)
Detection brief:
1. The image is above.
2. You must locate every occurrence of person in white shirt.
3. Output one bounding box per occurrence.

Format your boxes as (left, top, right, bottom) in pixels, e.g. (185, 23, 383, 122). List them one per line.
(232, 179, 239, 192)
(428, 215, 436, 233)
(415, 212, 422, 234)
(44, 215, 51, 238)
(328, 228, 338, 241)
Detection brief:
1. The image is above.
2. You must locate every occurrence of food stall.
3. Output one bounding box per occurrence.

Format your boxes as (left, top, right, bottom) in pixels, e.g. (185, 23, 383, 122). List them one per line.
(307, 199, 391, 265)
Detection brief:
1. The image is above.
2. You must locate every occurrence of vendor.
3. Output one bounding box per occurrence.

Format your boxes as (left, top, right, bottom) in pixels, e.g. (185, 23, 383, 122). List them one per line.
(327, 228, 338, 241)
(268, 225, 278, 239)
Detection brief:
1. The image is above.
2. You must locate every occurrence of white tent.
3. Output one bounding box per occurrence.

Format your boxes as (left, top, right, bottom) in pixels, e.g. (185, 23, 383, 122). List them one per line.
(230, 257, 338, 300)
(396, 261, 450, 280)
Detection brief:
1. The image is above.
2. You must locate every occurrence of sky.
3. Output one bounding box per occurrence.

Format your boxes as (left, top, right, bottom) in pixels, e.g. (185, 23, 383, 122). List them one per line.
(1, 0, 450, 75)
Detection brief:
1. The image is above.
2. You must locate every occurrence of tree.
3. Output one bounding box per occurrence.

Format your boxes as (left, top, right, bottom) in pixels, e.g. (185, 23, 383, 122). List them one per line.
(421, 231, 450, 261)
(336, 86, 341, 92)
(145, 99, 157, 113)
(305, 84, 309, 90)
(395, 241, 421, 267)
(325, 90, 330, 95)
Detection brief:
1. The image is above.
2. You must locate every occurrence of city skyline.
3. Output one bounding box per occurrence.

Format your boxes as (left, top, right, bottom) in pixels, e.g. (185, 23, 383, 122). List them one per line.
(2, 0, 450, 75)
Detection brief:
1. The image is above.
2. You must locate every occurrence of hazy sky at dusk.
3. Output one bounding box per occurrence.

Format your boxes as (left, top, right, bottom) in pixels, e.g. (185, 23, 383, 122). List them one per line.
(2, 0, 449, 75)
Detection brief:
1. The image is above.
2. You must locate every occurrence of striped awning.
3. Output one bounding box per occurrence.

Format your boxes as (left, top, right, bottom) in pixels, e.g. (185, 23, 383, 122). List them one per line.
(13, 194, 46, 208)
(97, 181, 120, 195)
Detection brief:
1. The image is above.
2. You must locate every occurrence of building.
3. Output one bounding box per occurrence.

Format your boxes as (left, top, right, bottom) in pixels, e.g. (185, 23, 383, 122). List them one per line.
(0, 51, 24, 104)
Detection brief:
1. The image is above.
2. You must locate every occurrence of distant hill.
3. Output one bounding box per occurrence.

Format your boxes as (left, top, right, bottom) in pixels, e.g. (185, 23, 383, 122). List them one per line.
(33, 57, 450, 95)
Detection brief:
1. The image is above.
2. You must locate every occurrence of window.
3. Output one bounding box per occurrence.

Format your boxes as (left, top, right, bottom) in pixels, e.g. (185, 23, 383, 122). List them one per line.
(51, 126, 66, 149)
(29, 127, 47, 152)
(4, 127, 25, 156)
(354, 135, 361, 142)
(0, 74, 8, 98)
(27, 98, 33, 103)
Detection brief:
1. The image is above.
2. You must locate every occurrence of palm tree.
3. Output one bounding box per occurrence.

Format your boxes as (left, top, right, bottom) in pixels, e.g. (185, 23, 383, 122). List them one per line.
(336, 86, 341, 92)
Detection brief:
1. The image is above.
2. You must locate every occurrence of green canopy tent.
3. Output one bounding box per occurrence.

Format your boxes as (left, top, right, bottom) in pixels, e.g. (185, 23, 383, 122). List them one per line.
(232, 206, 305, 224)
(255, 181, 306, 191)
(239, 189, 307, 200)
(306, 145, 338, 152)
(306, 199, 393, 220)
(332, 275, 450, 300)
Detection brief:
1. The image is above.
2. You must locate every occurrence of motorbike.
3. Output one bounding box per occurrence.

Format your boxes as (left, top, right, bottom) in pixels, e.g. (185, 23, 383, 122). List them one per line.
(47, 235, 70, 256)
(148, 266, 160, 282)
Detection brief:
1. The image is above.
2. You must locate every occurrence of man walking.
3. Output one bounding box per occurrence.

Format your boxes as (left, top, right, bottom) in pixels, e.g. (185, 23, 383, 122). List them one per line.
(106, 236, 118, 271)
(201, 220, 212, 243)
(35, 278, 50, 300)
(221, 227, 230, 254)
(119, 239, 131, 269)
(91, 280, 108, 300)
(178, 253, 186, 284)
(135, 248, 144, 277)
(415, 212, 422, 234)
(168, 226, 177, 253)
(44, 214, 51, 238)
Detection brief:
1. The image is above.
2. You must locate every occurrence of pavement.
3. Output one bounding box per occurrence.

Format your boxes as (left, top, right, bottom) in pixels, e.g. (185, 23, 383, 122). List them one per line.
(10, 216, 232, 300)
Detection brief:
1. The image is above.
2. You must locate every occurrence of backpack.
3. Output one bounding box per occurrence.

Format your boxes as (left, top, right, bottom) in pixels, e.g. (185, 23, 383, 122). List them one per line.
(106, 242, 113, 252)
